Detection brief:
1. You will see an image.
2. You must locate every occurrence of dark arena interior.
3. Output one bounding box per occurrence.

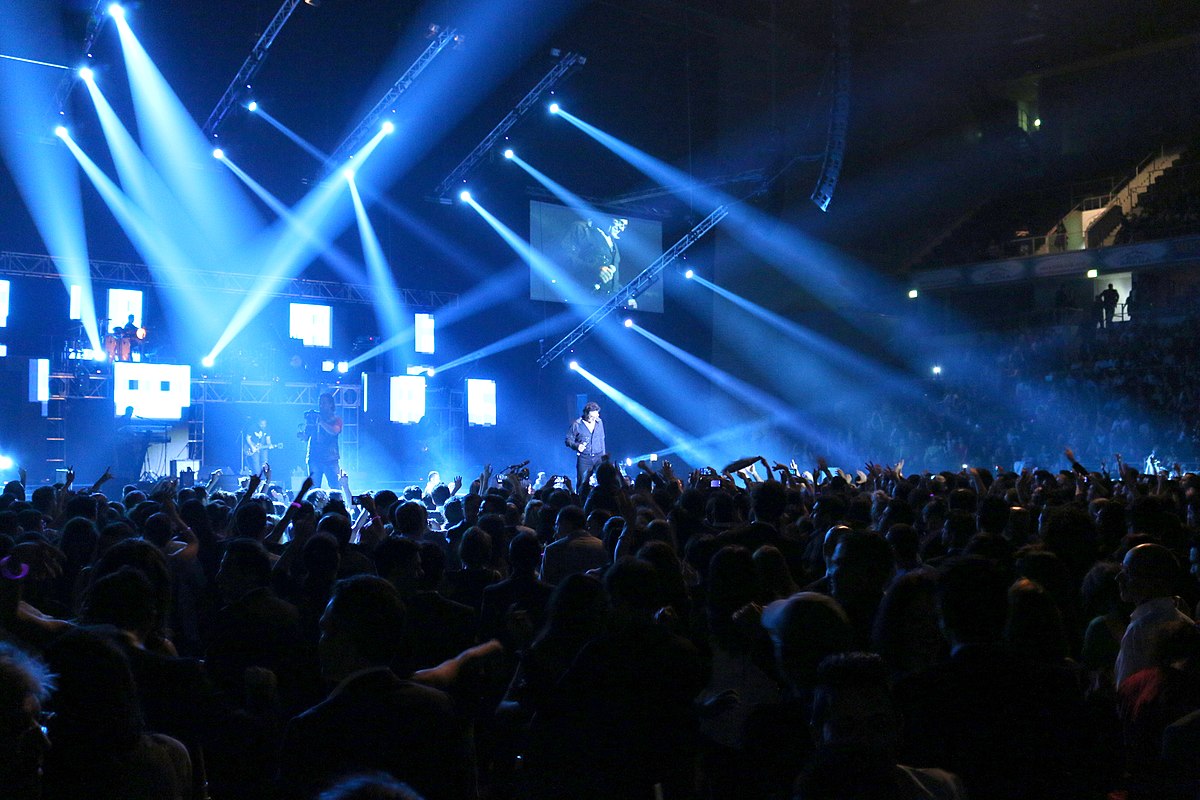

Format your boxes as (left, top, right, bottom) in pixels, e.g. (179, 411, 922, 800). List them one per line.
(1, 1, 1200, 798)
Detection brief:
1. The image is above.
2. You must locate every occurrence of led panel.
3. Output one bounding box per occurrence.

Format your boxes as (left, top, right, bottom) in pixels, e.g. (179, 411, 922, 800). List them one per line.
(0, 280, 10, 327)
(113, 363, 191, 420)
(28, 358, 49, 403)
(107, 288, 142, 331)
(466, 378, 496, 426)
(289, 303, 332, 347)
(414, 313, 435, 354)
(390, 375, 426, 424)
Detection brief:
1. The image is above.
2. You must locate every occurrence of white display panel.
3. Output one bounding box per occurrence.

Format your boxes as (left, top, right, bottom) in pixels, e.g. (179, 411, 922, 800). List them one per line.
(390, 375, 426, 424)
(289, 303, 332, 347)
(466, 378, 496, 426)
(107, 288, 142, 330)
(113, 363, 191, 420)
(414, 313, 435, 354)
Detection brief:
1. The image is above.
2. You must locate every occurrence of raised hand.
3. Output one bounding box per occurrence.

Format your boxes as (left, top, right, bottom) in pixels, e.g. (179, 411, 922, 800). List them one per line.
(18, 466, 27, 486)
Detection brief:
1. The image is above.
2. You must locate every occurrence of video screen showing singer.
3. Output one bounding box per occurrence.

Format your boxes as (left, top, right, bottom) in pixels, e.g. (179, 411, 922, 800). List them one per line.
(561, 216, 631, 303)
(300, 392, 343, 488)
(565, 401, 606, 489)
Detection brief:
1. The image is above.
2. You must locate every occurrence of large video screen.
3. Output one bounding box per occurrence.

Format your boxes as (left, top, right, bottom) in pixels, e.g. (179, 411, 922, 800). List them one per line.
(529, 200, 664, 313)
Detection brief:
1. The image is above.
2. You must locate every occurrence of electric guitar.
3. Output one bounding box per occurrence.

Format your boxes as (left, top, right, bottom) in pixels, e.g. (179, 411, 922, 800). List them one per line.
(245, 441, 283, 457)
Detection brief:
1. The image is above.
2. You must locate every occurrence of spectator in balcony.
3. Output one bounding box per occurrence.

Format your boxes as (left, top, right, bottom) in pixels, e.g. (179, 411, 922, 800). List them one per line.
(1101, 283, 1120, 327)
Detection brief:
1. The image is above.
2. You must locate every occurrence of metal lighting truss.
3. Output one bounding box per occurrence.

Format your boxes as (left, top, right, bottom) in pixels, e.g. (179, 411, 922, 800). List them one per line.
(54, 0, 110, 112)
(203, 0, 306, 138)
(536, 203, 730, 367)
(433, 51, 586, 201)
(0, 251, 459, 309)
(325, 27, 458, 169)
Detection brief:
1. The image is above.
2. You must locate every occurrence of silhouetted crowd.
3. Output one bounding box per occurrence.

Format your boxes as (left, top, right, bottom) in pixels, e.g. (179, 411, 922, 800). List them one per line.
(4, 449, 1200, 800)
(815, 316, 1200, 475)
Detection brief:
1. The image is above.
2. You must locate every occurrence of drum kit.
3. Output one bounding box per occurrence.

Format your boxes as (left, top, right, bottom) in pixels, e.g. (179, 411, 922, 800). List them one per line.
(64, 319, 154, 364)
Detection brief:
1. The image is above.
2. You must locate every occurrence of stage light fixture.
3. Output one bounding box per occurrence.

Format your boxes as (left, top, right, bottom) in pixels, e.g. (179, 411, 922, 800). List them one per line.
(54, 125, 69, 139)
(247, 101, 258, 112)
(459, 190, 471, 202)
(568, 360, 578, 370)
(381, 120, 395, 135)
(201, 356, 215, 368)
(548, 103, 560, 114)
(907, 289, 919, 299)
(342, 168, 355, 182)
(337, 361, 349, 374)
(0, 456, 13, 471)
(503, 148, 514, 159)
(684, 269, 694, 279)
(1086, 269, 1098, 279)
(931, 365, 942, 376)
(623, 318, 633, 328)
(321, 360, 335, 372)
(212, 148, 224, 160)
(108, 3, 124, 19)
(78, 67, 94, 81)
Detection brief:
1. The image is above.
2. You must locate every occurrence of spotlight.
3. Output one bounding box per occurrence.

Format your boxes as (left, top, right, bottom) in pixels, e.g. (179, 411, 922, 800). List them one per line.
(201, 356, 215, 368)
(568, 360, 578, 371)
(54, 125, 69, 139)
(549, 102, 560, 114)
(931, 365, 942, 376)
(1033, 117, 1042, 128)
(0, 456, 12, 471)
(1086, 269, 1098, 279)
(907, 289, 919, 299)
(78, 67, 94, 81)
(321, 360, 335, 372)
(107, 3, 124, 19)
(459, 190, 471, 202)
(625, 458, 633, 467)
(212, 148, 224, 160)
(426, 367, 436, 377)
(247, 101, 258, 112)
(503, 148, 514, 159)
(684, 269, 694, 279)
(336, 361, 349, 374)
(381, 120, 395, 135)
(623, 318, 633, 328)
(342, 168, 355, 182)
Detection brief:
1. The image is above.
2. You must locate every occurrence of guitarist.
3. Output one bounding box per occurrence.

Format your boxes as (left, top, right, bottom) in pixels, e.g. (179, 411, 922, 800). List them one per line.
(299, 392, 343, 488)
(244, 418, 278, 475)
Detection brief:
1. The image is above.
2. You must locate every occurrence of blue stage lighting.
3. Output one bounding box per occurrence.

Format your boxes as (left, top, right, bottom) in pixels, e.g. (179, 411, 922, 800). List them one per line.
(337, 361, 349, 374)
(684, 269, 694, 279)
(212, 148, 224, 160)
(0, 456, 12, 471)
(459, 190, 471, 202)
(321, 360, 335, 373)
(108, 3, 124, 19)
(201, 356, 215, 368)
(381, 120, 395, 135)
(503, 148, 514, 159)
(931, 365, 942, 376)
(78, 67, 94, 82)
(623, 318, 633, 328)
(341, 168, 355, 182)
(549, 103, 560, 114)
(54, 125, 69, 139)
(568, 360, 578, 371)
(247, 101, 258, 112)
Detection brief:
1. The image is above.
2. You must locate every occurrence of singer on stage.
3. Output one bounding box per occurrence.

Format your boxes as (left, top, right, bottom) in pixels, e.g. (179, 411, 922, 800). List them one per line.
(565, 401, 606, 489)
(300, 392, 343, 488)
